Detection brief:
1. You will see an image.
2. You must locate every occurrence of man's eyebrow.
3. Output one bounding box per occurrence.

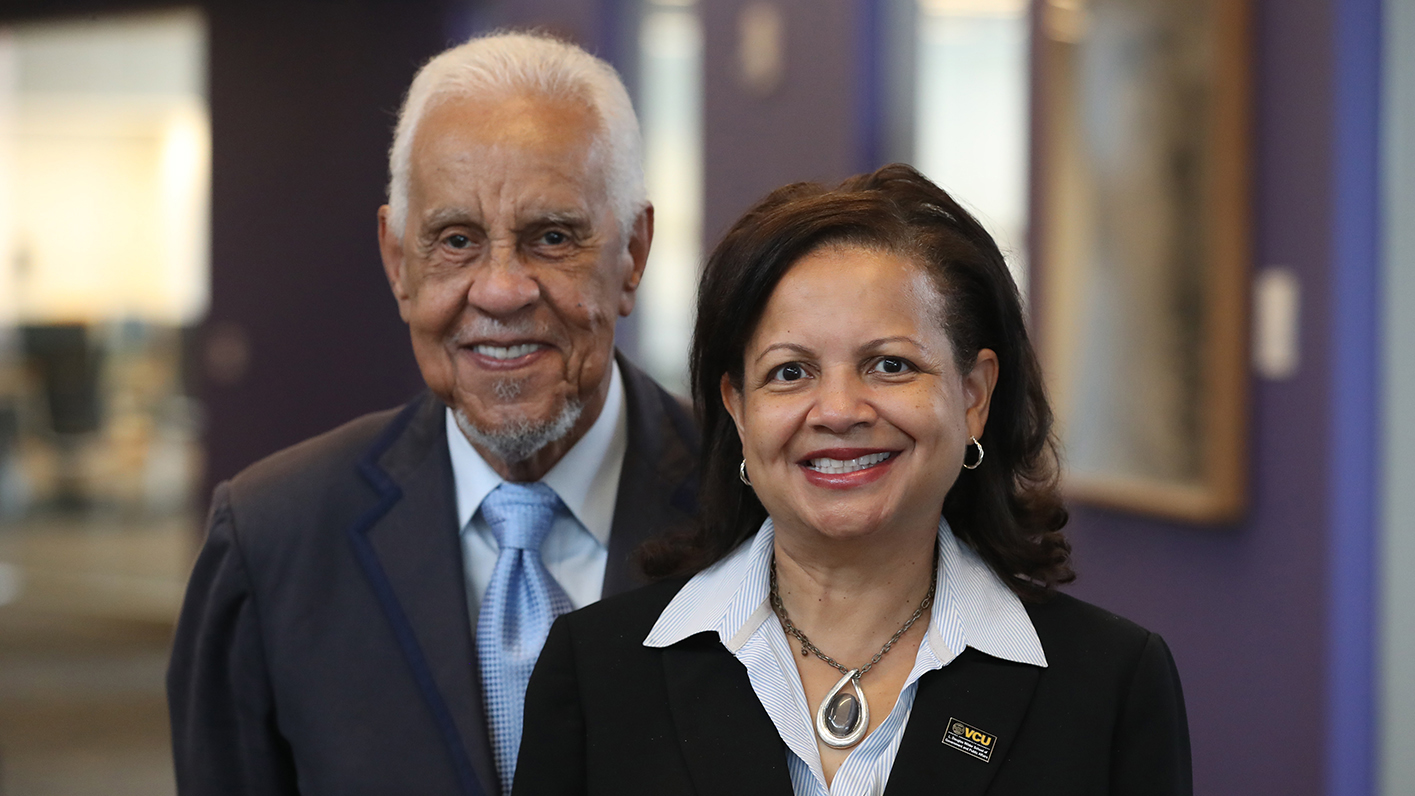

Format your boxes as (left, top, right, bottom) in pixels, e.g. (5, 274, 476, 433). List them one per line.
(521, 210, 594, 229)
(419, 207, 478, 232)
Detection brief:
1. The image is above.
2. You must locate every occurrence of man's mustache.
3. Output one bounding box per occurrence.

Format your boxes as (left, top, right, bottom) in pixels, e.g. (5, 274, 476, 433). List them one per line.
(451, 316, 559, 345)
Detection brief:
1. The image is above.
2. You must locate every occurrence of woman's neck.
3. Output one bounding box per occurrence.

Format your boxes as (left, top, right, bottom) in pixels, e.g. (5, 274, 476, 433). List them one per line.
(770, 520, 938, 665)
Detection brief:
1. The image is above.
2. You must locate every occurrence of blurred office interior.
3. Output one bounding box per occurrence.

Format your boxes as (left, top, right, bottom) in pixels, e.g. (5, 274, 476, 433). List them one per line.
(0, 0, 1408, 794)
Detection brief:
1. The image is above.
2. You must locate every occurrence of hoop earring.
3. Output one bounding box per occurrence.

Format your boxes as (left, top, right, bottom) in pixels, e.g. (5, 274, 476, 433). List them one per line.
(739, 459, 752, 486)
(962, 436, 984, 470)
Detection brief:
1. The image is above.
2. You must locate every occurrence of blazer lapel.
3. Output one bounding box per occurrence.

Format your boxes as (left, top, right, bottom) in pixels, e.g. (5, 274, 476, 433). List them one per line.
(661, 634, 794, 796)
(883, 649, 1042, 796)
(603, 354, 699, 597)
(347, 394, 495, 796)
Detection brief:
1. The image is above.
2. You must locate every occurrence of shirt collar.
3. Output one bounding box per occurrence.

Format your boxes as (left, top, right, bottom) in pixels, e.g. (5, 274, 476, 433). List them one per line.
(445, 360, 627, 547)
(644, 516, 1047, 669)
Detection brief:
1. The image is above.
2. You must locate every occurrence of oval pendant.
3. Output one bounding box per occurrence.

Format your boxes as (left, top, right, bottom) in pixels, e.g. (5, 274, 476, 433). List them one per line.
(815, 669, 869, 749)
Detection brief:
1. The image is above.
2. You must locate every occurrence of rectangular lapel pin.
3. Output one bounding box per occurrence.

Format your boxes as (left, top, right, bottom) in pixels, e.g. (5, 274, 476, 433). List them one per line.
(942, 717, 997, 763)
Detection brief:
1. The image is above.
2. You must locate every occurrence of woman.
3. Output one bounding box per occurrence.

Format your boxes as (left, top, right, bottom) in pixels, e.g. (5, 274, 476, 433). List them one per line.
(514, 164, 1191, 795)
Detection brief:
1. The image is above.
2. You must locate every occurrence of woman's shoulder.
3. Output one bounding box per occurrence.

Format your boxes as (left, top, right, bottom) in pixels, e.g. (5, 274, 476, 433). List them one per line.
(1023, 591, 1173, 669)
(559, 576, 693, 643)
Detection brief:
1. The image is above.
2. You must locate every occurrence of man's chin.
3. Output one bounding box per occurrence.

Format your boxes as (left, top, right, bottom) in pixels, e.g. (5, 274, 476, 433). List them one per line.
(452, 398, 585, 467)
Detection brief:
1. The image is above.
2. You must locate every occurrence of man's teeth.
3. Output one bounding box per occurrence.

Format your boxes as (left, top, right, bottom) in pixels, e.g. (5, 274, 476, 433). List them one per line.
(474, 343, 541, 360)
(808, 452, 892, 474)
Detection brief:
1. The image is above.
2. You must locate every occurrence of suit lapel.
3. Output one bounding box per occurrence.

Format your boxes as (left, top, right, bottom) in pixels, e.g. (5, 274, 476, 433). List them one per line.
(603, 355, 699, 597)
(347, 394, 494, 796)
(661, 634, 794, 796)
(883, 649, 1041, 796)
(348, 362, 698, 794)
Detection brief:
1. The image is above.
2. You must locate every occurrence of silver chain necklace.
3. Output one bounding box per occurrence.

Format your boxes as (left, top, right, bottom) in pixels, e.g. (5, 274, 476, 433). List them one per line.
(768, 552, 937, 750)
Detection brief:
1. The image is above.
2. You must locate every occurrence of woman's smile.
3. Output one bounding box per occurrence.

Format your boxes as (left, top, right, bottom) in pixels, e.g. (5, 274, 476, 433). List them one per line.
(799, 448, 899, 489)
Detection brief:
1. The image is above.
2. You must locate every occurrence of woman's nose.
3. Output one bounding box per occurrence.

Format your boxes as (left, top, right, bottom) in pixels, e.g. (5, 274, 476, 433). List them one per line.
(466, 244, 541, 317)
(807, 370, 877, 432)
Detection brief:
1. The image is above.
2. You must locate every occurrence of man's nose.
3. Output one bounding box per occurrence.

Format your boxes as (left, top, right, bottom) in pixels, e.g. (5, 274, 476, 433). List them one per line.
(467, 243, 541, 316)
(807, 369, 877, 433)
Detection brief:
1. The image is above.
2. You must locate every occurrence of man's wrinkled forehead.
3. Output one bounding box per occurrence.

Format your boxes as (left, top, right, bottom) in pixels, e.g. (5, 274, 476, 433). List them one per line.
(407, 93, 613, 217)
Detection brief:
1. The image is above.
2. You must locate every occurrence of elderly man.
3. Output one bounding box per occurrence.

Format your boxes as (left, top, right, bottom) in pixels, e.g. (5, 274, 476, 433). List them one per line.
(168, 33, 698, 796)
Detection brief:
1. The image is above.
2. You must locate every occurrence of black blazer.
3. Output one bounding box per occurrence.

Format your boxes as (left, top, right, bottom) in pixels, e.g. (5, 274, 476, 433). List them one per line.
(167, 357, 699, 796)
(514, 576, 1192, 796)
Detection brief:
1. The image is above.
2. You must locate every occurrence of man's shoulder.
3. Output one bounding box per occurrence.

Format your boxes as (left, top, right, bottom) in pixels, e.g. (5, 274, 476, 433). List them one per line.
(215, 395, 438, 544)
(228, 402, 412, 499)
(617, 355, 697, 445)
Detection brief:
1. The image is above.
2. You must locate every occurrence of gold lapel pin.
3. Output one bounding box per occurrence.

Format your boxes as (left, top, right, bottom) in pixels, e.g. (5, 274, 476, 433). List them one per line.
(942, 717, 997, 763)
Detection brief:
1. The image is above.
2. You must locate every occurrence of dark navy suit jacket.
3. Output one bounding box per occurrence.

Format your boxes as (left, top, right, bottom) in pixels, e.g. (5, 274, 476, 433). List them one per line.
(167, 357, 699, 796)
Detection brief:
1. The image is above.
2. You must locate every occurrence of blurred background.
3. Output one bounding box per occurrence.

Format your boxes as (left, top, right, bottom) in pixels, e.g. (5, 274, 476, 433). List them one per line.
(0, 0, 1407, 794)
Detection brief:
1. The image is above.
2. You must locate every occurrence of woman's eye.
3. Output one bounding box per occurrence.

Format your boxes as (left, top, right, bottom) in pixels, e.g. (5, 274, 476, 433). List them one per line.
(770, 363, 807, 382)
(873, 357, 912, 374)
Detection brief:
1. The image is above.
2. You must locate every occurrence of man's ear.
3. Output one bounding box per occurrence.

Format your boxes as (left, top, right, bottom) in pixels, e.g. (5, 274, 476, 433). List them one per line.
(964, 348, 1000, 441)
(618, 204, 654, 317)
(378, 205, 412, 322)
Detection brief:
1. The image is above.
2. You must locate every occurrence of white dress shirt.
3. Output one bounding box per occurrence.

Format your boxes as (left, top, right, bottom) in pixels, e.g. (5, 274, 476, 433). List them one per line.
(644, 517, 1048, 796)
(446, 360, 628, 619)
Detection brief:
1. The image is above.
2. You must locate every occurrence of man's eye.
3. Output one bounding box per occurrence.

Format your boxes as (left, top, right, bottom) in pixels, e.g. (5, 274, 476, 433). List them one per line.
(539, 230, 570, 246)
(770, 363, 807, 382)
(444, 234, 472, 249)
(873, 357, 911, 374)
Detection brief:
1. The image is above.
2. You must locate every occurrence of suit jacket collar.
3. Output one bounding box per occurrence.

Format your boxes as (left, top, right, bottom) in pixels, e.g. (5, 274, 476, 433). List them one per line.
(604, 352, 698, 595)
(661, 633, 795, 796)
(346, 393, 492, 796)
(347, 355, 699, 796)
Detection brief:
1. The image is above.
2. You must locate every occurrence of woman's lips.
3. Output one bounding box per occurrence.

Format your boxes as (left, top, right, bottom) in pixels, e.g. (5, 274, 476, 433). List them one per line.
(798, 449, 898, 489)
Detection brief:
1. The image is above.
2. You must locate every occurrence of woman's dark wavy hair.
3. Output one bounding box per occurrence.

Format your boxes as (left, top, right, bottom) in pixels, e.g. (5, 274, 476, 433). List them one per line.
(640, 163, 1073, 600)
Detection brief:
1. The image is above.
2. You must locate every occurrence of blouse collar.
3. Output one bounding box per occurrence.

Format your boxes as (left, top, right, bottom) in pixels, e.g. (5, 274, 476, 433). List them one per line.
(644, 516, 1047, 669)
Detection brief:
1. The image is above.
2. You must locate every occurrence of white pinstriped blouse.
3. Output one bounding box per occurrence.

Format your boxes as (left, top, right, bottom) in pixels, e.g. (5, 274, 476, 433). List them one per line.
(644, 518, 1048, 796)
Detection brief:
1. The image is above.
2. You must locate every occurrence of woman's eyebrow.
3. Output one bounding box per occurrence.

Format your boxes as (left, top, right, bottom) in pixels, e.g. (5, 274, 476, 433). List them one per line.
(859, 336, 920, 353)
(753, 342, 814, 365)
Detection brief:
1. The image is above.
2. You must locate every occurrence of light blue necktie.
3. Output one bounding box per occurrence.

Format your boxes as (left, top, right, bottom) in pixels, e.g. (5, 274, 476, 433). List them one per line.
(476, 482, 574, 795)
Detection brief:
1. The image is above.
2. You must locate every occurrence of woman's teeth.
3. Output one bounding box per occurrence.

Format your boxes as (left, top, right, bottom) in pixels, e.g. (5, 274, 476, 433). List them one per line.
(808, 452, 892, 474)
(474, 343, 541, 360)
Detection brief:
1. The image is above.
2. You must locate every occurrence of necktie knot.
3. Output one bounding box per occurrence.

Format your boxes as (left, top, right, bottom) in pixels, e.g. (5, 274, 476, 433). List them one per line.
(480, 481, 561, 552)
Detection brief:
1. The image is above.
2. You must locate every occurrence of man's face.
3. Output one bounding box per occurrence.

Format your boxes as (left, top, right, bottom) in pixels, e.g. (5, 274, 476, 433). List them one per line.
(378, 93, 651, 479)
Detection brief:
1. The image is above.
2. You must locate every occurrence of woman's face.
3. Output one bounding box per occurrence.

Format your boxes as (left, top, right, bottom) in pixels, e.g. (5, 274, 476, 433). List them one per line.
(722, 244, 998, 546)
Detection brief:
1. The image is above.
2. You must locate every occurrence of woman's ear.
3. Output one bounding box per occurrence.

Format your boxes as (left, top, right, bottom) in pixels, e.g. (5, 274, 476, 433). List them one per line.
(963, 348, 1000, 440)
(720, 372, 745, 442)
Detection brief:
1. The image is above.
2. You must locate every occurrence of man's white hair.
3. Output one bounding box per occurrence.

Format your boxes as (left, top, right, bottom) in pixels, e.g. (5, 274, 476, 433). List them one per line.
(386, 31, 646, 240)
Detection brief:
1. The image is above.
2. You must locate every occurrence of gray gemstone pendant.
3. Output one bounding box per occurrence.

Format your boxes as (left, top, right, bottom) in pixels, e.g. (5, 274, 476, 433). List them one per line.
(815, 669, 870, 749)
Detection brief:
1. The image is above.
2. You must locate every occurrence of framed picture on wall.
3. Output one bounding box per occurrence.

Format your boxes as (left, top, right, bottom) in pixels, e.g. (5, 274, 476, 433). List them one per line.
(1032, 0, 1251, 522)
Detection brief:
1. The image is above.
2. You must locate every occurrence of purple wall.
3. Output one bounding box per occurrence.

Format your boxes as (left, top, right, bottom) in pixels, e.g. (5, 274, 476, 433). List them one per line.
(701, 0, 862, 243)
(1057, 0, 1378, 794)
(203, 1, 452, 486)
